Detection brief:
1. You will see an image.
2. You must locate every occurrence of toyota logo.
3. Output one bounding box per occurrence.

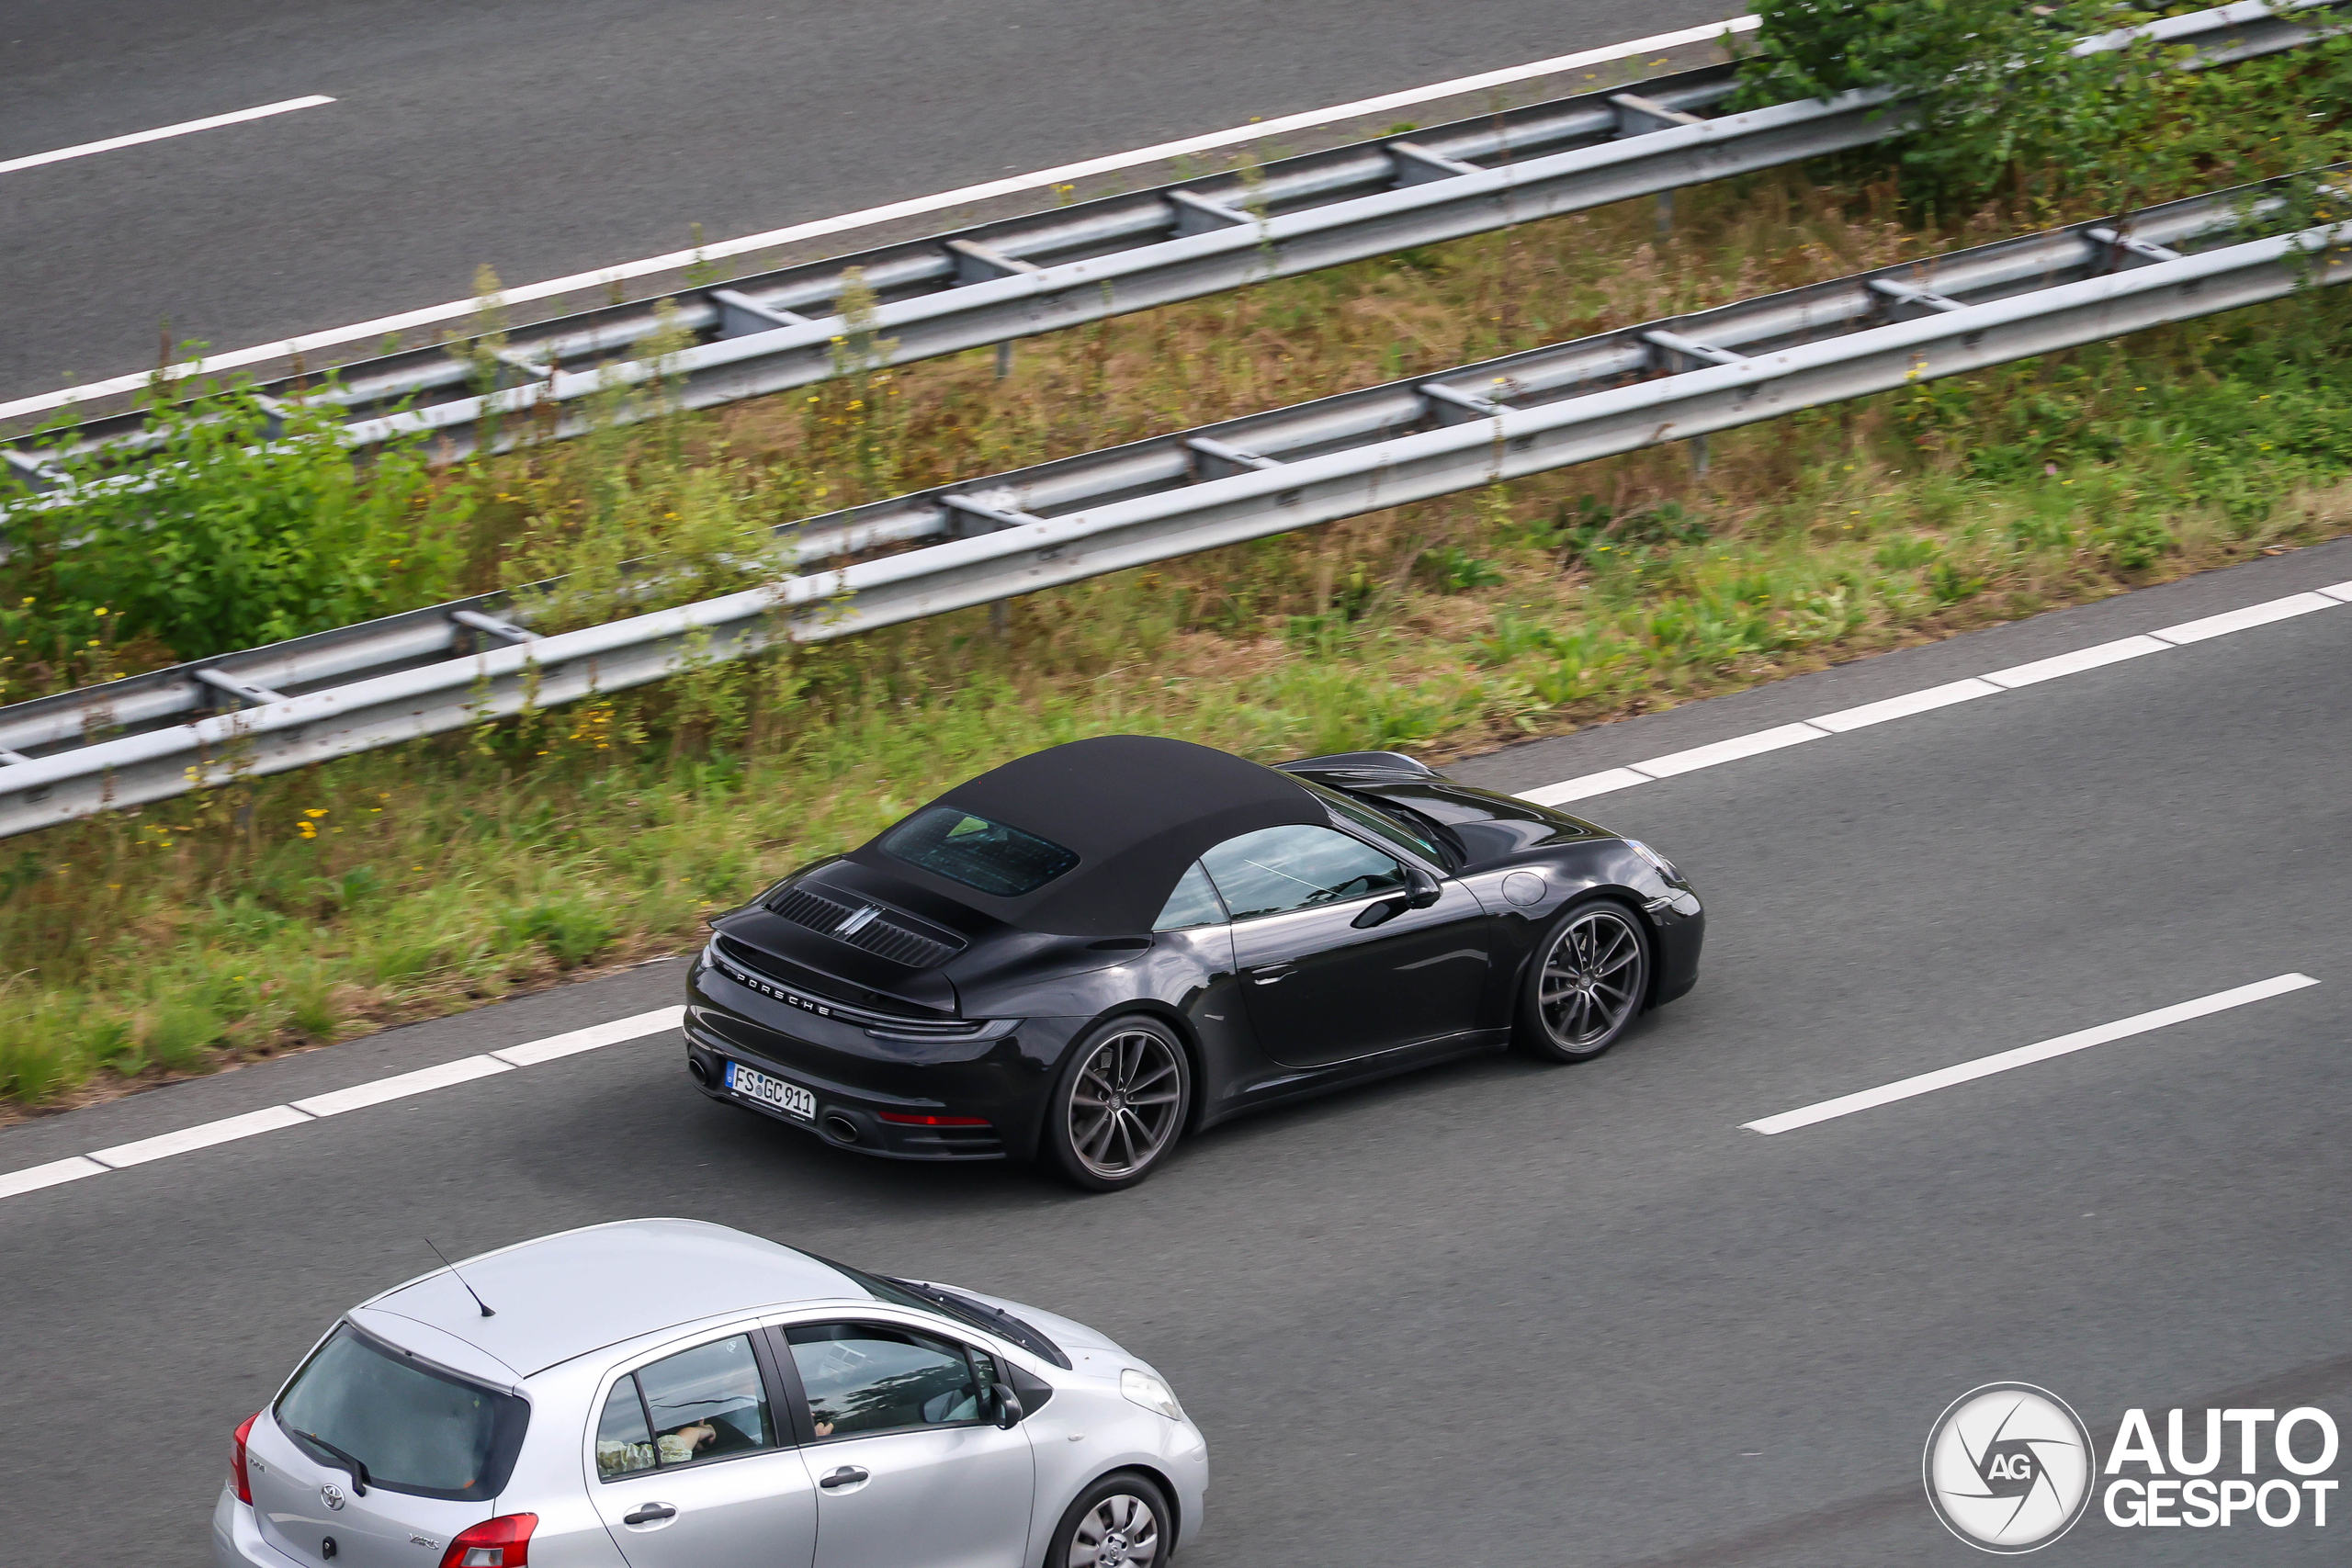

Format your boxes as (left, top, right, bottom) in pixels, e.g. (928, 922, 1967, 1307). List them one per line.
(321, 1483, 346, 1511)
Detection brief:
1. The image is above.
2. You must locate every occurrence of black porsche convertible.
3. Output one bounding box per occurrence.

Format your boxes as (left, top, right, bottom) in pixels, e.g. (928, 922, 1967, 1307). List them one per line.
(685, 735, 1703, 1190)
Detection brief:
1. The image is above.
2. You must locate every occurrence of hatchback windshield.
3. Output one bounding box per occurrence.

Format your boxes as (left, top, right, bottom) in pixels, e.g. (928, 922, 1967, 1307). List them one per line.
(880, 807, 1080, 897)
(276, 1324, 527, 1500)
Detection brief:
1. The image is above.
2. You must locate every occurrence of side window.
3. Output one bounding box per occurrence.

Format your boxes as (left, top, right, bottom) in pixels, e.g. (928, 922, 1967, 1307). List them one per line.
(786, 1323, 986, 1438)
(1152, 861, 1227, 931)
(619, 1335, 776, 1472)
(1200, 825, 1408, 920)
(595, 1377, 657, 1479)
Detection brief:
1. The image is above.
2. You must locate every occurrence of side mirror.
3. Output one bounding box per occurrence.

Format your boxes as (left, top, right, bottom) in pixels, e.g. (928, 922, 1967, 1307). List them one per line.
(1405, 866, 1442, 908)
(991, 1384, 1024, 1428)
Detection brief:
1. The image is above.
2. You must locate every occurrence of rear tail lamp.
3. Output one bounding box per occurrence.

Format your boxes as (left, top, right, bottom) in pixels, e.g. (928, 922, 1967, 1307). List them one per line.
(876, 1111, 991, 1126)
(231, 1412, 260, 1504)
(440, 1514, 537, 1568)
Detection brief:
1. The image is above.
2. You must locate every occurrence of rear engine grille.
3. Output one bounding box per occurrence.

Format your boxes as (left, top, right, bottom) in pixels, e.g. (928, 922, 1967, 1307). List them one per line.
(770, 886, 964, 969)
(712, 936, 981, 1036)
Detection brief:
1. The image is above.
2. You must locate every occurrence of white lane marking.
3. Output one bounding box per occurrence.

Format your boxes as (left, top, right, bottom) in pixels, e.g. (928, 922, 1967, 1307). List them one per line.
(1743, 974, 2319, 1134)
(1809, 677, 1999, 733)
(1521, 586, 2350, 808)
(0, 17, 1757, 424)
(1521, 766, 1653, 807)
(2149, 591, 2338, 645)
(87, 1104, 315, 1168)
(291, 1055, 512, 1117)
(1632, 721, 1828, 778)
(0, 1010, 684, 1200)
(493, 1005, 686, 1066)
(0, 1156, 107, 1200)
(1980, 635, 2167, 690)
(0, 96, 336, 176)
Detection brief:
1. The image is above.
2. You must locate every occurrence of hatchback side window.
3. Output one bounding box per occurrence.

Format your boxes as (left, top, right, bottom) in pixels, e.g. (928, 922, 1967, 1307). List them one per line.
(1152, 861, 1227, 931)
(597, 1334, 777, 1479)
(1199, 824, 1408, 920)
(786, 1323, 987, 1438)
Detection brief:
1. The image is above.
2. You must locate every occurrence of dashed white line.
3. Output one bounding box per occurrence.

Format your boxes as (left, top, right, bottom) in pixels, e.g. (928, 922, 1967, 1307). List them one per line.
(0, 17, 1758, 424)
(1810, 677, 1999, 733)
(291, 1055, 513, 1118)
(1743, 974, 2320, 1134)
(0, 96, 336, 176)
(2147, 591, 2338, 645)
(1979, 634, 2167, 690)
(0, 1156, 107, 1201)
(493, 1008, 687, 1066)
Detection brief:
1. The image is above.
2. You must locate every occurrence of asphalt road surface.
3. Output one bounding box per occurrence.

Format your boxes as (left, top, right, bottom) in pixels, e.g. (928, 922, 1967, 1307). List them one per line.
(0, 0, 1740, 403)
(6, 536, 2349, 1565)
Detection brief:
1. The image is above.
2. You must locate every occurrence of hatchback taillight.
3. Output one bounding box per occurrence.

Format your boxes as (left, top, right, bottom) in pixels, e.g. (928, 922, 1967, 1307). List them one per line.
(231, 1412, 260, 1504)
(440, 1514, 537, 1568)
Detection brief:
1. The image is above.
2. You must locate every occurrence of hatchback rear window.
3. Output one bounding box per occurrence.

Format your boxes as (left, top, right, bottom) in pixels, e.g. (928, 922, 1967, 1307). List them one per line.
(276, 1324, 528, 1501)
(879, 807, 1079, 897)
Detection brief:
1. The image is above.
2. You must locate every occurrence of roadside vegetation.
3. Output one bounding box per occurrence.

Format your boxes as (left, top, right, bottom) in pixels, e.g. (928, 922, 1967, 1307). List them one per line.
(1, 4, 2347, 1109)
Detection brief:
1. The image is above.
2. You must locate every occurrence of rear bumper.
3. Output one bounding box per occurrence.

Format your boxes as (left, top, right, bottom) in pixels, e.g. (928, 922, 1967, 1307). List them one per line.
(214, 1488, 304, 1568)
(686, 958, 1090, 1160)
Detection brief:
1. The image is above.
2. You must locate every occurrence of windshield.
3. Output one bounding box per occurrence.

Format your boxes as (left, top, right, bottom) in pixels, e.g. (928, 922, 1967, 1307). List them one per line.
(806, 1250, 1072, 1370)
(275, 1324, 528, 1500)
(1295, 777, 1448, 863)
(879, 807, 1080, 897)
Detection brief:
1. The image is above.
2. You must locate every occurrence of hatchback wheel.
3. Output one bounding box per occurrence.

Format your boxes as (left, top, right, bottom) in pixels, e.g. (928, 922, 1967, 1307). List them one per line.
(1049, 1471, 1172, 1568)
(1516, 900, 1649, 1062)
(1044, 1017, 1191, 1191)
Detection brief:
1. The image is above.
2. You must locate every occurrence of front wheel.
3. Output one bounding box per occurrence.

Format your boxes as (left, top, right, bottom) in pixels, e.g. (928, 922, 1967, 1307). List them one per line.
(1047, 1471, 1173, 1568)
(1043, 1017, 1192, 1191)
(1514, 900, 1650, 1062)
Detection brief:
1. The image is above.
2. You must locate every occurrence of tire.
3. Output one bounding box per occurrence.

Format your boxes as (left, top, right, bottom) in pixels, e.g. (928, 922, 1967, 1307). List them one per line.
(1046, 1470, 1175, 1568)
(1043, 1016, 1192, 1192)
(1514, 899, 1650, 1062)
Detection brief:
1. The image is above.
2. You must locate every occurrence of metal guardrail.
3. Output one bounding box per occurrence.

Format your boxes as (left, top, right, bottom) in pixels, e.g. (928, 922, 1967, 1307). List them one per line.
(3, 172, 2344, 838)
(6, 0, 2342, 489)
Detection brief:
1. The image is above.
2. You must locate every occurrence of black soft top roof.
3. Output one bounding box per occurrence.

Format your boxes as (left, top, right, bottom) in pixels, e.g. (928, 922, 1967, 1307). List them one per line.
(846, 735, 1325, 934)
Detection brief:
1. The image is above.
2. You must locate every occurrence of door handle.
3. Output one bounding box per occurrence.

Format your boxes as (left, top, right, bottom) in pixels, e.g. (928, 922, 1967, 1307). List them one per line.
(621, 1504, 676, 1525)
(820, 1465, 870, 1489)
(1250, 964, 1296, 985)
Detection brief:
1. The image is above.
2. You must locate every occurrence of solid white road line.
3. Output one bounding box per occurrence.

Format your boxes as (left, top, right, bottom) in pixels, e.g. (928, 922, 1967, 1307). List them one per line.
(291, 1055, 513, 1117)
(0, 1009, 684, 1202)
(0, 96, 336, 176)
(492, 1006, 687, 1066)
(0, 1156, 108, 1200)
(0, 17, 1758, 424)
(87, 1104, 315, 1168)
(1523, 582, 2352, 809)
(1743, 974, 2320, 1135)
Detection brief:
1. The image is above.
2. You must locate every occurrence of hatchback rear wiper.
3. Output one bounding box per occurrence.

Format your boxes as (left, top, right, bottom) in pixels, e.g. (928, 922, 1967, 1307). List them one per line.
(291, 1427, 372, 1496)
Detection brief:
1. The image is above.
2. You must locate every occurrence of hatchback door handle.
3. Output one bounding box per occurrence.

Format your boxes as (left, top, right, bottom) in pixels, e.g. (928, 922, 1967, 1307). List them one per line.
(820, 1465, 869, 1489)
(622, 1504, 676, 1524)
(1250, 964, 1295, 984)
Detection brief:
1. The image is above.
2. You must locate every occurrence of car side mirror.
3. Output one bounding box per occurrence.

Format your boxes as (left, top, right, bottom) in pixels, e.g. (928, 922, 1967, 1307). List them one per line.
(1405, 866, 1442, 908)
(991, 1383, 1025, 1428)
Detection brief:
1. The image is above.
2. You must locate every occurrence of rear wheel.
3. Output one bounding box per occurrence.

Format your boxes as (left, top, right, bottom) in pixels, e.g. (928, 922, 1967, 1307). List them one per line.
(1047, 1471, 1173, 1568)
(1043, 1017, 1192, 1192)
(1515, 900, 1649, 1062)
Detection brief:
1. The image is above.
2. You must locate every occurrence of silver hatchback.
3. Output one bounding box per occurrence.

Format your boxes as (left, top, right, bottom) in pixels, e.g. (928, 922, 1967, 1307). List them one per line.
(213, 1220, 1206, 1568)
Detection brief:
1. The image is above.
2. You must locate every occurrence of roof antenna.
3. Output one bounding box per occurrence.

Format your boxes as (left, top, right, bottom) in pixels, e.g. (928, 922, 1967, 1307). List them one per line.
(424, 1237, 496, 1317)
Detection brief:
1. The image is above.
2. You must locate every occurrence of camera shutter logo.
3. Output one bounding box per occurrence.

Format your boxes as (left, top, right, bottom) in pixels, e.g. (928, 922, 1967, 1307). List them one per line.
(1923, 1382, 2096, 1552)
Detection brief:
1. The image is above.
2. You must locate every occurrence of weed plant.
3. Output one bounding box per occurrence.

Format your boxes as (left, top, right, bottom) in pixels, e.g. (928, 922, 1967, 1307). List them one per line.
(0, 25, 2348, 1105)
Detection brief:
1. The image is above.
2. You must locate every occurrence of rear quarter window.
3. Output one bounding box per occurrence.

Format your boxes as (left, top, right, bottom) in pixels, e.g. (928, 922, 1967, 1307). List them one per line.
(275, 1324, 528, 1501)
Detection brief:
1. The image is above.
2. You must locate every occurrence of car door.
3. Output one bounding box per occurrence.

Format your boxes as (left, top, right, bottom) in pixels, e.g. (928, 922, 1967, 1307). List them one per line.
(587, 1330, 820, 1568)
(1204, 823, 1489, 1067)
(776, 1320, 1036, 1568)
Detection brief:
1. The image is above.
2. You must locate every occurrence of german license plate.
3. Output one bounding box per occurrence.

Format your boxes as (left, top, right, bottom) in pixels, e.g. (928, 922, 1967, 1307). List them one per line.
(725, 1061, 815, 1121)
